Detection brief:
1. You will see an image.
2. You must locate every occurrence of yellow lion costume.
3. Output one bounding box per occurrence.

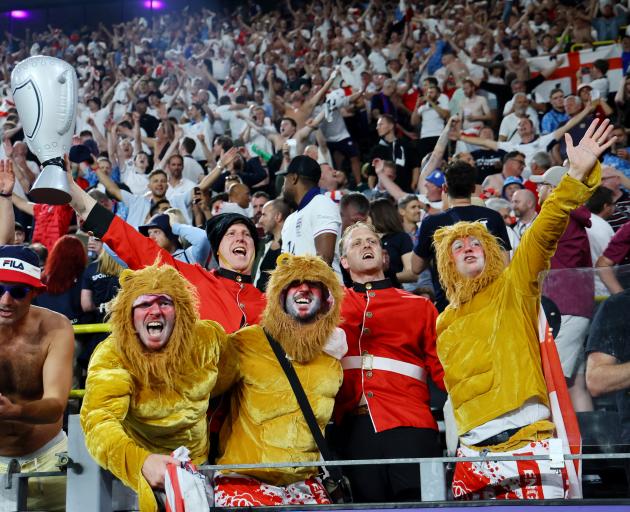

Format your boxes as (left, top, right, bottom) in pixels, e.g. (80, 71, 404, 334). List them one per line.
(216, 253, 345, 485)
(80, 263, 230, 512)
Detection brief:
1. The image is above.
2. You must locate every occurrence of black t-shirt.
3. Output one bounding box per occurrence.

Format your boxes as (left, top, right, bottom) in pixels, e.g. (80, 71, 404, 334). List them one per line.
(471, 149, 507, 185)
(255, 244, 282, 292)
(34, 279, 83, 324)
(81, 261, 120, 321)
(382, 231, 413, 275)
(369, 138, 420, 193)
(585, 290, 630, 444)
(382, 231, 413, 289)
(413, 205, 512, 311)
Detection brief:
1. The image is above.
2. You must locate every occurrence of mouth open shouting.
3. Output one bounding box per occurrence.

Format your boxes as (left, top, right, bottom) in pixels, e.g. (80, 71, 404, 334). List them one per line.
(132, 294, 176, 351)
(283, 281, 327, 323)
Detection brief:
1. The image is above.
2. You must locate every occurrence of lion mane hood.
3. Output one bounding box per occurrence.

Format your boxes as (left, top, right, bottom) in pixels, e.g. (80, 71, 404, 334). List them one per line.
(261, 253, 343, 363)
(107, 262, 200, 392)
(433, 221, 506, 308)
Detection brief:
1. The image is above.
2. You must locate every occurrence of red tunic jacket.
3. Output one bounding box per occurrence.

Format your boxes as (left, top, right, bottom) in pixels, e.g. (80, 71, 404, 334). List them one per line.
(335, 279, 445, 432)
(83, 205, 265, 333)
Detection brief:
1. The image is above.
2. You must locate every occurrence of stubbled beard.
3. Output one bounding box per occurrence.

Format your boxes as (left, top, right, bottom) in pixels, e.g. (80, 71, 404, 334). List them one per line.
(284, 294, 323, 323)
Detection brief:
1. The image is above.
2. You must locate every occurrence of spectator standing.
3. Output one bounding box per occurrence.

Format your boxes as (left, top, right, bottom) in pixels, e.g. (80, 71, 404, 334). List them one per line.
(370, 114, 420, 193)
(334, 222, 445, 502)
(434, 118, 611, 500)
(0, 165, 73, 511)
(369, 198, 416, 287)
(281, 156, 342, 279)
(254, 198, 290, 292)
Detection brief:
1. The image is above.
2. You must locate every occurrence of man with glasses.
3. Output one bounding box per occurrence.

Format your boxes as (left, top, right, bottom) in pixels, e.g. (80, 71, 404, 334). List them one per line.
(0, 159, 74, 512)
(481, 151, 526, 197)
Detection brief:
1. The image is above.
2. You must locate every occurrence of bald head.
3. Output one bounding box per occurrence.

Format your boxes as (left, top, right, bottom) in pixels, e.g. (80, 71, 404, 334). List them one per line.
(228, 182, 251, 209)
(512, 189, 537, 219)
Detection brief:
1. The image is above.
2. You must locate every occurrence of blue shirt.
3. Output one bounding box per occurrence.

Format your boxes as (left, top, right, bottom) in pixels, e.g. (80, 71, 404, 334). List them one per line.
(541, 109, 569, 135)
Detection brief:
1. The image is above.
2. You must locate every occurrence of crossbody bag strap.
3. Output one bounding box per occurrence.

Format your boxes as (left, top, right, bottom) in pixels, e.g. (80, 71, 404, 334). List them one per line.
(264, 329, 343, 481)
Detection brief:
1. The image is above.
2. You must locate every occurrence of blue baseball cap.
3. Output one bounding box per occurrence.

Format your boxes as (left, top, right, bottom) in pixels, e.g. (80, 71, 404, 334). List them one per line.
(502, 176, 524, 198)
(426, 170, 445, 187)
(0, 245, 46, 289)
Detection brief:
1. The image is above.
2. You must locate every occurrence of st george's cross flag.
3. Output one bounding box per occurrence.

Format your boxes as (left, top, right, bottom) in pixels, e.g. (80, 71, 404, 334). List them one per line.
(528, 43, 623, 102)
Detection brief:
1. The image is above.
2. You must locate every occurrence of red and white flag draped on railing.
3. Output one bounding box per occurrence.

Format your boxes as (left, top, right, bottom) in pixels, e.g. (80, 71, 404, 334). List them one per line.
(538, 306, 583, 499)
(528, 43, 623, 102)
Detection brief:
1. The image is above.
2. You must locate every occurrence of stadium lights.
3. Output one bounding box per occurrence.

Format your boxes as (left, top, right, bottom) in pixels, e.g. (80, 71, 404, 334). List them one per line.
(9, 10, 30, 19)
(143, 0, 165, 9)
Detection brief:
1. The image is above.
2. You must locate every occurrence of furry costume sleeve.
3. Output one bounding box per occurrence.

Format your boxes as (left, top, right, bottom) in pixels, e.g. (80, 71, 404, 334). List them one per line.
(80, 339, 156, 511)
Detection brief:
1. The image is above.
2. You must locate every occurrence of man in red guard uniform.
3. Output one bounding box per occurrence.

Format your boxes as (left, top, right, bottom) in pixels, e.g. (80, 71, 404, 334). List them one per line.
(66, 167, 264, 333)
(332, 221, 445, 502)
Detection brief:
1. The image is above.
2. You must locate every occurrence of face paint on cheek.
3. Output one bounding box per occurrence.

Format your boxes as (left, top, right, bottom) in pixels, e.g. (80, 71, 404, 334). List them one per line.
(284, 285, 324, 322)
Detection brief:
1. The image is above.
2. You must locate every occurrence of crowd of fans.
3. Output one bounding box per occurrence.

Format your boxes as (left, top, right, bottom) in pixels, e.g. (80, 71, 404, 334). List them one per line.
(1, 0, 630, 501)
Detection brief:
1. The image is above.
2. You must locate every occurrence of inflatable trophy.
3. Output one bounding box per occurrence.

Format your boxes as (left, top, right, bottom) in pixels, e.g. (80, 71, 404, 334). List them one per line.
(11, 56, 78, 204)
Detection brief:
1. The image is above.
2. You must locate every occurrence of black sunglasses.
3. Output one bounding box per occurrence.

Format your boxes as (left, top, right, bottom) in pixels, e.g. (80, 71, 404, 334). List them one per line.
(0, 284, 32, 300)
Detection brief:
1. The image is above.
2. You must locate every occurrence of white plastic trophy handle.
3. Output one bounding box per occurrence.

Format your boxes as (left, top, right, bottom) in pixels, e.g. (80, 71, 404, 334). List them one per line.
(11, 56, 78, 204)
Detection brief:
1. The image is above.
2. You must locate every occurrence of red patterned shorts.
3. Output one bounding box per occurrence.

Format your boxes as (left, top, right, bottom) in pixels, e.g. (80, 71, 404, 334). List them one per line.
(213, 473, 331, 507)
(452, 439, 568, 500)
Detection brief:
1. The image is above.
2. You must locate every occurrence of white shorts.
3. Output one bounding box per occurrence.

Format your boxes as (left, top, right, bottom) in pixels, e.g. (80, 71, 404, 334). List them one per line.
(554, 315, 590, 379)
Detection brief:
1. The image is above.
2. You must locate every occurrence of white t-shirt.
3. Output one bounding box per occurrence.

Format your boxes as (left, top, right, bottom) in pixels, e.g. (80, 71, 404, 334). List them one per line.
(318, 98, 351, 142)
(182, 119, 214, 161)
(120, 166, 149, 196)
(586, 213, 615, 297)
(76, 105, 110, 136)
(281, 193, 342, 280)
(498, 132, 556, 174)
(417, 94, 450, 139)
(498, 111, 540, 143)
(166, 177, 196, 200)
(182, 155, 205, 183)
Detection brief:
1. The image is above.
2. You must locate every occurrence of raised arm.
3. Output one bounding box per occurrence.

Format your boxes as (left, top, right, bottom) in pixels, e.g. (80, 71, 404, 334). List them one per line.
(551, 101, 595, 141)
(198, 147, 239, 193)
(373, 158, 407, 201)
(458, 134, 498, 151)
(0, 160, 15, 244)
(511, 118, 615, 293)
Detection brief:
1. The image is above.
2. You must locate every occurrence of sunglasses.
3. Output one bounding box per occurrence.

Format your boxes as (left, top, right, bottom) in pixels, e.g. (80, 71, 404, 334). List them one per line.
(0, 284, 32, 300)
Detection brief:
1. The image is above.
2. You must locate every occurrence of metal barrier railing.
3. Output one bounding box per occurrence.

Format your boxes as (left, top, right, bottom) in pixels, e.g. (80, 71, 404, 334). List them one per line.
(73, 323, 111, 334)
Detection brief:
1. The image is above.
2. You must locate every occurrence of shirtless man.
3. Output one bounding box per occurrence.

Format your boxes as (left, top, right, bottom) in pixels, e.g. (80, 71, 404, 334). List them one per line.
(0, 161, 74, 512)
(268, 67, 339, 129)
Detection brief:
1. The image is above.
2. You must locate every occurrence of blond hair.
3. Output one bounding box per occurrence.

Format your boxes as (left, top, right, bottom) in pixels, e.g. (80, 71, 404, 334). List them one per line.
(97, 250, 124, 278)
(339, 221, 380, 257)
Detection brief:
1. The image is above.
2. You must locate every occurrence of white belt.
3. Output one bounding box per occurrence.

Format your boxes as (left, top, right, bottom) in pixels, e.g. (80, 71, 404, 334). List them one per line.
(342, 355, 427, 382)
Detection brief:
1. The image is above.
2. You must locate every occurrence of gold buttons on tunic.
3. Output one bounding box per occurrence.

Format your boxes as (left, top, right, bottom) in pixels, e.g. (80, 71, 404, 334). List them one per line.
(366, 391, 374, 398)
(369, 292, 376, 298)
(366, 312, 373, 318)
(365, 283, 372, 290)
(363, 328, 371, 336)
(366, 371, 373, 378)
